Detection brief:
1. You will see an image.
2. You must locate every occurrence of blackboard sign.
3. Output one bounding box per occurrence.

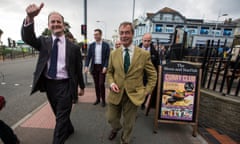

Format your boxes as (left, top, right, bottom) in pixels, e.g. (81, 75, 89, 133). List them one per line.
(154, 62, 201, 136)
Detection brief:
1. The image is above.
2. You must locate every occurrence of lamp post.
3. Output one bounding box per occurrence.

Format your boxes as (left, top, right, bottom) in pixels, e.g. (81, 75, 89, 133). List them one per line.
(96, 20, 107, 39)
(213, 13, 228, 42)
(132, 0, 135, 22)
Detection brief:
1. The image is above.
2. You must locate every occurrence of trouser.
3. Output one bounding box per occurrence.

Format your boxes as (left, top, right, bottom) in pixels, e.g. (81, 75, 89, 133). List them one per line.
(0, 120, 19, 144)
(107, 92, 138, 143)
(92, 64, 106, 102)
(45, 78, 73, 144)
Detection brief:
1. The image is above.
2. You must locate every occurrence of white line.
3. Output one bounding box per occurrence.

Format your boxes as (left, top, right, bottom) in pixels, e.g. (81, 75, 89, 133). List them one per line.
(11, 101, 48, 130)
(1, 82, 6, 85)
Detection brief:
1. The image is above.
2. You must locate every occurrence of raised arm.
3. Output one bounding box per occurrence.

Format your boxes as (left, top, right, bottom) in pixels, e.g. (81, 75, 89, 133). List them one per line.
(21, 3, 44, 50)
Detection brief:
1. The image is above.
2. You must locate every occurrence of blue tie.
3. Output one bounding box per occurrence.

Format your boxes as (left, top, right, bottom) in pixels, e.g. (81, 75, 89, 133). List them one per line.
(48, 38, 59, 79)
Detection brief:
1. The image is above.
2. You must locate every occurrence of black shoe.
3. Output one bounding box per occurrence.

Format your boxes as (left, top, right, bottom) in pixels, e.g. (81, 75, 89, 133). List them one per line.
(101, 102, 106, 107)
(66, 127, 74, 140)
(93, 100, 100, 105)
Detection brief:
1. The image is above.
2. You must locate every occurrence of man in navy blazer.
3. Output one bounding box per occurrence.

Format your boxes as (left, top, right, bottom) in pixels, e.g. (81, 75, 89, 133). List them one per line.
(21, 3, 85, 144)
(85, 29, 110, 107)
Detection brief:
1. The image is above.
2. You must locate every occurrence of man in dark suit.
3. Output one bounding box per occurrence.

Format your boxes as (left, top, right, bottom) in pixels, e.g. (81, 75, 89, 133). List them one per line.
(138, 33, 160, 110)
(21, 3, 85, 144)
(84, 29, 110, 107)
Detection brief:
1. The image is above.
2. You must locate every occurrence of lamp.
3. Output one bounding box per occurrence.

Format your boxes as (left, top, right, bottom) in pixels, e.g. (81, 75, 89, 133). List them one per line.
(96, 20, 107, 39)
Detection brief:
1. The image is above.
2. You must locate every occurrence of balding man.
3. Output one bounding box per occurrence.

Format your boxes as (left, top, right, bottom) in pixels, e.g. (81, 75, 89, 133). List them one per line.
(139, 33, 160, 110)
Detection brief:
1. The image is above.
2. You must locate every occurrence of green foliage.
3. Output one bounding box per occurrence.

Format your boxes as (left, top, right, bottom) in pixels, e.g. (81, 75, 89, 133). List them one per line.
(41, 28, 51, 36)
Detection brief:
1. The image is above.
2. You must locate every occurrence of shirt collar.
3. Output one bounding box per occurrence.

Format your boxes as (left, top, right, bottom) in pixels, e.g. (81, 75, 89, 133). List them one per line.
(143, 46, 150, 50)
(122, 44, 134, 52)
(52, 35, 65, 43)
(96, 40, 102, 45)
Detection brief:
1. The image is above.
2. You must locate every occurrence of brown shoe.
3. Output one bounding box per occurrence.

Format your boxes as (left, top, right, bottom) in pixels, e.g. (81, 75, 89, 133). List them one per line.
(108, 129, 118, 140)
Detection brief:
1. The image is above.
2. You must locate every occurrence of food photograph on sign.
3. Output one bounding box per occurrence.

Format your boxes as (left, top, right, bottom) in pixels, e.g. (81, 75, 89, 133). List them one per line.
(160, 73, 196, 121)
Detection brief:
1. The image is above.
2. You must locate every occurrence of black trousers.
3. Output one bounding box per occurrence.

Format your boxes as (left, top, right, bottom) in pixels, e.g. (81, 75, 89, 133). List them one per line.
(0, 120, 19, 144)
(45, 78, 73, 144)
(92, 64, 106, 102)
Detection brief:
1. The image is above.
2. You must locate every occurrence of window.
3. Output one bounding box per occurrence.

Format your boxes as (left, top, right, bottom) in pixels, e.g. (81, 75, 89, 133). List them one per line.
(163, 14, 173, 22)
(174, 16, 184, 23)
(166, 25, 174, 33)
(212, 28, 221, 36)
(200, 27, 209, 35)
(155, 24, 162, 32)
(186, 26, 198, 35)
(223, 29, 232, 36)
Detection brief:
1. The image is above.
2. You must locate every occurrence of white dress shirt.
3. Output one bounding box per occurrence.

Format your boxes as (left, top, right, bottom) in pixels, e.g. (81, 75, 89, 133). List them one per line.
(95, 42, 102, 64)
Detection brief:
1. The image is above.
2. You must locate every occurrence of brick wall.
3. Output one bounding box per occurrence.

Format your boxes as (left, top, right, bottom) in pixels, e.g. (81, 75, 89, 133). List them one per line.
(199, 89, 240, 137)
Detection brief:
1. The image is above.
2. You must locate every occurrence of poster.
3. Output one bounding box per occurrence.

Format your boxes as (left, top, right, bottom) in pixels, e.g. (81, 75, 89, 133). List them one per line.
(175, 28, 184, 44)
(159, 63, 198, 122)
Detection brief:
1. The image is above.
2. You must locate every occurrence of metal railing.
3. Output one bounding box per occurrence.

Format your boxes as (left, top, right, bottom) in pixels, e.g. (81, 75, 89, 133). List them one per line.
(201, 39, 240, 96)
(0, 47, 37, 61)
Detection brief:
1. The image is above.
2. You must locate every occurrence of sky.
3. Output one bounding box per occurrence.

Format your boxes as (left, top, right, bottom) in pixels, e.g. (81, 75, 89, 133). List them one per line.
(0, 0, 239, 45)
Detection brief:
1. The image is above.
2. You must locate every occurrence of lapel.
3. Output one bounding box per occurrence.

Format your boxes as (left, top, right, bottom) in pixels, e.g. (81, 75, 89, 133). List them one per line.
(93, 43, 96, 57)
(128, 47, 141, 73)
(116, 47, 124, 72)
(65, 39, 70, 71)
(101, 42, 105, 58)
(46, 37, 53, 57)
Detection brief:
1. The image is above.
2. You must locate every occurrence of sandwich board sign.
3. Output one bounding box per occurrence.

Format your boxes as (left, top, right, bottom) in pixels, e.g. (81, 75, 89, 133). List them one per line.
(154, 62, 201, 136)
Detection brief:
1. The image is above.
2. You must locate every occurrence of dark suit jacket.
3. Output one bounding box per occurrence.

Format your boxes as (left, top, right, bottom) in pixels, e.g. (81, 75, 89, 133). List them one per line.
(139, 43, 160, 69)
(85, 41, 110, 73)
(21, 22, 85, 102)
(139, 43, 160, 85)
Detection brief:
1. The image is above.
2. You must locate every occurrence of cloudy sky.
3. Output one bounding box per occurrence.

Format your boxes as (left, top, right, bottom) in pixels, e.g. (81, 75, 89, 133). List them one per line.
(0, 0, 239, 44)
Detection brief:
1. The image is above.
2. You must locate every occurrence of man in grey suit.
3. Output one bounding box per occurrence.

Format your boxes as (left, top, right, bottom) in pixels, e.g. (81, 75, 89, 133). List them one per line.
(21, 3, 85, 144)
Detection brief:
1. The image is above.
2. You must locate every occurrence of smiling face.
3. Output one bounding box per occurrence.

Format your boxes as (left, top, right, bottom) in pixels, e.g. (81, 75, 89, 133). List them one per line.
(48, 12, 65, 37)
(119, 22, 134, 48)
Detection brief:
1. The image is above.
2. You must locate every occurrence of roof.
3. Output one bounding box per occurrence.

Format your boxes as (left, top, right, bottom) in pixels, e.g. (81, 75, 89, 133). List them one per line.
(157, 7, 180, 13)
(146, 7, 185, 20)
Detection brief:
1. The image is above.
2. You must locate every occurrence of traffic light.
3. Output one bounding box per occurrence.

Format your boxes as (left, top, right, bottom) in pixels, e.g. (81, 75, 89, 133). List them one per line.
(81, 24, 87, 35)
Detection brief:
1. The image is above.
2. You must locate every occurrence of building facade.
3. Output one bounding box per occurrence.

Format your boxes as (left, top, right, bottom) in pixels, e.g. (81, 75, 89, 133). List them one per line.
(134, 7, 237, 48)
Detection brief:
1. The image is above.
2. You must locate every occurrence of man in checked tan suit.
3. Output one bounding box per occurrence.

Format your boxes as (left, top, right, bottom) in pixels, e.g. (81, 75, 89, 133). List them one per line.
(106, 22, 157, 144)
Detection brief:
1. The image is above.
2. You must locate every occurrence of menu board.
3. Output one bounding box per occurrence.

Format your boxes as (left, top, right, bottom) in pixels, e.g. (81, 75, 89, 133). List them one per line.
(159, 62, 199, 122)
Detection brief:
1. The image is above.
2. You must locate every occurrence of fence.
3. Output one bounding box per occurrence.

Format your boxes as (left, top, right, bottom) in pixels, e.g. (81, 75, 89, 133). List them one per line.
(200, 39, 240, 96)
(0, 46, 37, 61)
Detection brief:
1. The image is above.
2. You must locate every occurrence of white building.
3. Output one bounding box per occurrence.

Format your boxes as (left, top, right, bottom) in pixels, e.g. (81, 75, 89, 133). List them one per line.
(134, 7, 237, 48)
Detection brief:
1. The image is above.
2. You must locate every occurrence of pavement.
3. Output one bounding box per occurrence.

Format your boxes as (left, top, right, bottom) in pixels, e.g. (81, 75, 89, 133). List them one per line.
(0, 57, 238, 144)
(10, 87, 207, 144)
(3, 73, 208, 144)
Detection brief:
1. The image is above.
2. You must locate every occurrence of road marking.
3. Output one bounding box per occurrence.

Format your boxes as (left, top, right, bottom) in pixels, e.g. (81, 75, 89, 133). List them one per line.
(14, 83, 20, 86)
(1, 82, 6, 85)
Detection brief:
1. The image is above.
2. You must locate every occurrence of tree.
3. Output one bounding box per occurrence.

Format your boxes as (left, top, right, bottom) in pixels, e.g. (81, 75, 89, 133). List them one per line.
(64, 22, 71, 33)
(41, 28, 51, 36)
(0, 29, 3, 45)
